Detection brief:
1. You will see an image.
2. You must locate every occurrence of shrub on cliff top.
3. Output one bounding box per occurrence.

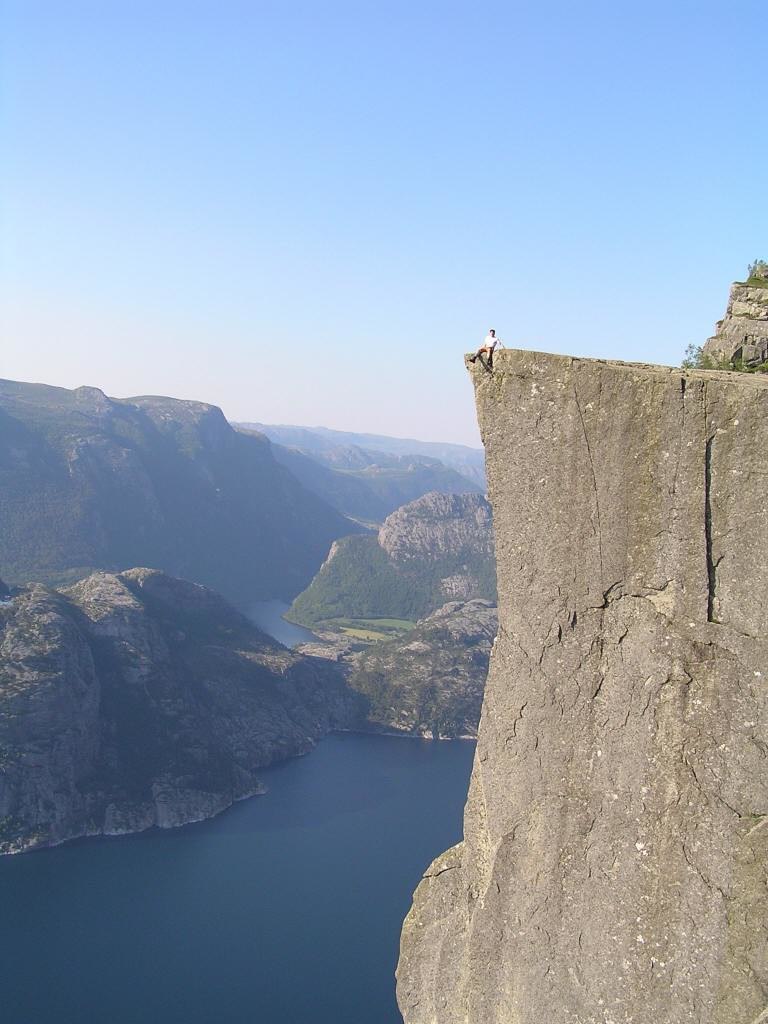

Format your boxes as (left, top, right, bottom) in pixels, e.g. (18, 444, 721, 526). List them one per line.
(745, 259, 768, 287)
(682, 344, 767, 374)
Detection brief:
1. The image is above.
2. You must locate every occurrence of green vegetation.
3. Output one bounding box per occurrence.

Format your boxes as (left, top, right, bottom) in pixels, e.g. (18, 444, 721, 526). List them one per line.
(317, 616, 415, 642)
(682, 344, 768, 374)
(287, 533, 496, 627)
(288, 536, 423, 624)
(337, 627, 392, 641)
(734, 259, 768, 288)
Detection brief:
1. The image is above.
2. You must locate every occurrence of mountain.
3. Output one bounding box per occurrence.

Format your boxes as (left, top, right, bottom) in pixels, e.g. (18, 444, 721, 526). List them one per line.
(265, 440, 483, 523)
(241, 422, 486, 488)
(288, 491, 496, 626)
(397, 350, 768, 1024)
(236, 423, 484, 523)
(254, 442, 385, 523)
(343, 599, 496, 738)
(0, 568, 357, 855)
(0, 380, 360, 605)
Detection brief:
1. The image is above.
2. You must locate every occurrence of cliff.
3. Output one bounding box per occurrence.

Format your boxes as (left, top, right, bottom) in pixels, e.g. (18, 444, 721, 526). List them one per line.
(397, 350, 768, 1023)
(0, 379, 359, 605)
(702, 267, 768, 368)
(0, 568, 355, 854)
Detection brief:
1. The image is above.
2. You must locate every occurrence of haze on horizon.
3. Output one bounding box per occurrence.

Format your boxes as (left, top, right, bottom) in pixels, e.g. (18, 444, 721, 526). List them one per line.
(1, 0, 766, 447)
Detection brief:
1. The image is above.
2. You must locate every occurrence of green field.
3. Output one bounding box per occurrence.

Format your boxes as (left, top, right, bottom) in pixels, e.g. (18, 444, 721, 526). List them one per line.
(319, 616, 415, 642)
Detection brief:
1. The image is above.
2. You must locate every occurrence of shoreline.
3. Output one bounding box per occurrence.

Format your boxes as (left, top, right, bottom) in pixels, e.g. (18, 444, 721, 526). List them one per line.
(1, 730, 476, 858)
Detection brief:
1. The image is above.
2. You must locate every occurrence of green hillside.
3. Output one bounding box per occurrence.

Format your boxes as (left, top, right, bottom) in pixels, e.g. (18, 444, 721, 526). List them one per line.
(288, 492, 496, 626)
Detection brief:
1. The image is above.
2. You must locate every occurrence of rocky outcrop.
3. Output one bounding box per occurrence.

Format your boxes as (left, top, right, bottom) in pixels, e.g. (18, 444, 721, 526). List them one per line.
(702, 266, 768, 367)
(343, 600, 496, 738)
(397, 350, 768, 1024)
(378, 492, 493, 568)
(0, 568, 356, 854)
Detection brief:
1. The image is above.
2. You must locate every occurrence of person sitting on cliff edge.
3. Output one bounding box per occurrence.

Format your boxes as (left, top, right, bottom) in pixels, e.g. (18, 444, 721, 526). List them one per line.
(469, 329, 504, 370)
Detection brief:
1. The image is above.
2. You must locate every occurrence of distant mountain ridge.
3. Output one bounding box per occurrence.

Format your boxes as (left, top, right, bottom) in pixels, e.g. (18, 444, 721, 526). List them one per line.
(0, 379, 359, 605)
(241, 423, 486, 488)
(239, 422, 484, 522)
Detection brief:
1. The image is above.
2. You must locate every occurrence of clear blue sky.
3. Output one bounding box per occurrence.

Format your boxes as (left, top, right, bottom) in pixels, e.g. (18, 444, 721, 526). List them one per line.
(2, 0, 765, 445)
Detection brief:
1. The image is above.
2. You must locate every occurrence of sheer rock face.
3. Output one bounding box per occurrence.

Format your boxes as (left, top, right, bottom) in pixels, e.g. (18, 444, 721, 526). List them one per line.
(702, 273, 768, 367)
(397, 350, 768, 1024)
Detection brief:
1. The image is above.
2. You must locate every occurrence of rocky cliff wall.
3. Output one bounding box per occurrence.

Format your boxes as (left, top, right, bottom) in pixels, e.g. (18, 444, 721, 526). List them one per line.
(397, 350, 768, 1024)
(702, 275, 768, 367)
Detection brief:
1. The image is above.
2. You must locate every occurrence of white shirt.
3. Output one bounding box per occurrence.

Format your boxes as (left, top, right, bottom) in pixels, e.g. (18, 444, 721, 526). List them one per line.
(483, 334, 501, 350)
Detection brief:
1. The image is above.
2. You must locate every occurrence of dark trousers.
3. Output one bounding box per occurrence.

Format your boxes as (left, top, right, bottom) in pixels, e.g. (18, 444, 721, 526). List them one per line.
(469, 348, 493, 370)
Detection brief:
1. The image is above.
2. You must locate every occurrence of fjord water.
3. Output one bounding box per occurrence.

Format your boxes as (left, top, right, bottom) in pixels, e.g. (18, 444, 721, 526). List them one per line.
(0, 734, 474, 1024)
(247, 598, 317, 647)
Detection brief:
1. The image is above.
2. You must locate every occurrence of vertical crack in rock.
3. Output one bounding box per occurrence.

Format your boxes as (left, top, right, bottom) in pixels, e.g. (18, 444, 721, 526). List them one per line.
(398, 350, 768, 1024)
(573, 383, 604, 587)
(704, 432, 717, 623)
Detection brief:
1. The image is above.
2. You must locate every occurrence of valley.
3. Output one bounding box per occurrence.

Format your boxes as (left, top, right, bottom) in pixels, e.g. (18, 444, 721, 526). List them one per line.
(0, 379, 493, 853)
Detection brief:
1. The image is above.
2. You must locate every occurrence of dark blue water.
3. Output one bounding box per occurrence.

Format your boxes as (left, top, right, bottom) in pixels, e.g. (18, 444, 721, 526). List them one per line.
(0, 734, 474, 1024)
(247, 599, 318, 647)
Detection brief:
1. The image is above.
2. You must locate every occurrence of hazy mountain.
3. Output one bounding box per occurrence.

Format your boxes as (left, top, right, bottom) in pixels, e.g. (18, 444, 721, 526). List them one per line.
(0, 568, 358, 854)
(249, 440, 389, 523)
(288, 492, 496, 626)
(0, 380, 360, 605)
(263, 439, 483, 523)
(240, 422, 486, 489)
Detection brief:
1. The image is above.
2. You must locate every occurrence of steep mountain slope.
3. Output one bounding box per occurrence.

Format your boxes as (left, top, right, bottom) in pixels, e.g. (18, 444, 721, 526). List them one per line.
(0, 568, 356, 854)
(344, 599, 496, 738)
(263, 441, 391, 522)
(0, 380, 359, 604)
(289, 491, 496, 625)
(397, 350, 768, 1024)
